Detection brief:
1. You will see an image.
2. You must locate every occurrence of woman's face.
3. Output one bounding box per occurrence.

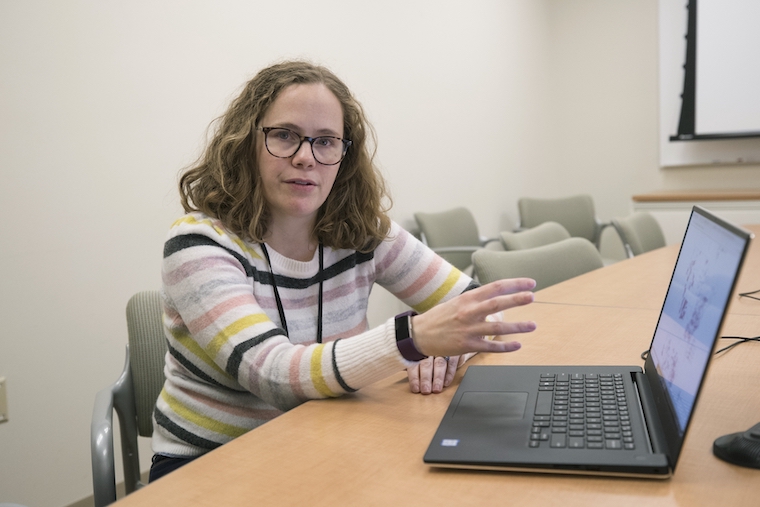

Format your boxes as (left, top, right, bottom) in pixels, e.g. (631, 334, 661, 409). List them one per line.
(257, 83, 344, 227)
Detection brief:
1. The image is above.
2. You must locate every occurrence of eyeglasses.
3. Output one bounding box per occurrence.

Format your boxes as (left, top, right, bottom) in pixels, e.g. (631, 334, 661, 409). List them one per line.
(258, 127, 352, 166)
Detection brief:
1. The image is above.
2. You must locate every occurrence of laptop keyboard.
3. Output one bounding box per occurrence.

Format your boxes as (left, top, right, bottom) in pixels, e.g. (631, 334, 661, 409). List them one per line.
(529, 372, 636, 450)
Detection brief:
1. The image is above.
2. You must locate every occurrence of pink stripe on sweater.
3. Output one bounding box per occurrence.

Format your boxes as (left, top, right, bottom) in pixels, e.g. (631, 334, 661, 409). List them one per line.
(185, 293, 255, 335)
(375, 228, 408, 272)
(163, 255, 246, 287)
(288, 347, 307, 400)
(328, 319, 368, 341)
(395, 254, 446, 300)
(244, 339, 306, 402)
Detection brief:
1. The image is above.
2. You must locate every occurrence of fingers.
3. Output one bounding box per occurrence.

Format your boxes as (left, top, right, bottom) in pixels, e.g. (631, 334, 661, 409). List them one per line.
(472, 278, 536, 302)
(410, 277, 538, 359)
(477, 291, 535, 321)
(419, 357, 433, 394)
(450, 281, 535, 325)
(408, 356, 461, 394)
(406, 361, 421, 393)
(442, 355, 460, 388)
(474, 339, 523, 353)
(432, 356, 449, 392)
(472, 319, 538, 341)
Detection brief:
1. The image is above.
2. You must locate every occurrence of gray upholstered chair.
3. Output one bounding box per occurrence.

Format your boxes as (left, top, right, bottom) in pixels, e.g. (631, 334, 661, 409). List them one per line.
(517, 195, 611, 249)
(499, 221, 571, 250)
(472, 237, 604, 290)
(91, 291, 167, 507)
(611, 212, 667, 258)
(414, 207, 497, 274)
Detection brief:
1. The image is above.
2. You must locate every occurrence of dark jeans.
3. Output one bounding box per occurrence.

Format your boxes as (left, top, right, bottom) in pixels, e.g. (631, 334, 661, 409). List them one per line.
(148, 454, 198, 482)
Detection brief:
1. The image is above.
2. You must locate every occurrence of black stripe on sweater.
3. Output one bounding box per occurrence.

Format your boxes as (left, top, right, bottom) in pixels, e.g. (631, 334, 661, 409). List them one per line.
(166, 342, 229, 388)
(153, 408, 223, 451)
(225, 328, 285, 378)
(331, 339, 357, 393)
(258, 250, 375, 290)
(164, 234, 255, 278)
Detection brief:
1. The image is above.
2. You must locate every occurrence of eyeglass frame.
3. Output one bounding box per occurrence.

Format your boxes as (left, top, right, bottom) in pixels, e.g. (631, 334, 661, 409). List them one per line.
(256, 127, 353, 166)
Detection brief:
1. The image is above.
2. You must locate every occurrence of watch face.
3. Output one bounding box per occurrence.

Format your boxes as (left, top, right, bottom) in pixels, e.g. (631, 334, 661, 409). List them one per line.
(395, 313, 412, 341)
(394, 312, 426, 361)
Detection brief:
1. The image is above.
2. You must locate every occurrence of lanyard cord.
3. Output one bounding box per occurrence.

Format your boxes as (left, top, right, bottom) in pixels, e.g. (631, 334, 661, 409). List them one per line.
(260, 243, 324, 343)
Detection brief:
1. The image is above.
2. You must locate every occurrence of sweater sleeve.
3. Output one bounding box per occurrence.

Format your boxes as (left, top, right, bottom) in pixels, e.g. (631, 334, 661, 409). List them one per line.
(161, 214, 410, 412)
(373, 221, 477, 311)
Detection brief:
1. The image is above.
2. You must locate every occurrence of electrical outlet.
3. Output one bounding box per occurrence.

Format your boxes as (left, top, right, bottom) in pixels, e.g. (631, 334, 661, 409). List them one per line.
(0, 377, 8, 423)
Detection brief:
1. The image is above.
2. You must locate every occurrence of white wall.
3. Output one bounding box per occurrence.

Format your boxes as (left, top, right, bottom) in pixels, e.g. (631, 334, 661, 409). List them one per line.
(1, 1, 758, 506)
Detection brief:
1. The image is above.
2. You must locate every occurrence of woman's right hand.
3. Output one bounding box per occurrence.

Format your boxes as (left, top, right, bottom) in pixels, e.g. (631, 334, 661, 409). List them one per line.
(410, 278, 537, 358)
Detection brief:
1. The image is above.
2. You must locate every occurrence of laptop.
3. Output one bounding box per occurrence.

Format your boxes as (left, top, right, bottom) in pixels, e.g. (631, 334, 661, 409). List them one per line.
(424, 206, 753, 478)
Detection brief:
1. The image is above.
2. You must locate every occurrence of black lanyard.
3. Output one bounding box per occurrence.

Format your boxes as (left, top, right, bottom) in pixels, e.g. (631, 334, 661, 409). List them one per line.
(260, 243, 324, 343)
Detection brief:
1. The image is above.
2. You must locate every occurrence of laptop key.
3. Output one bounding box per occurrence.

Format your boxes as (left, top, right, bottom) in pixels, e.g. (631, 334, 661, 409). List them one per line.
(535, 390, 553, 415)
(605, 439, 622, 450)
(551, 434, 567, 448)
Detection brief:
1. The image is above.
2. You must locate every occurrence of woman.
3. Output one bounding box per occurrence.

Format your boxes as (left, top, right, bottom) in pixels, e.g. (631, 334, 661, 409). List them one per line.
(150, 60, 536, 481)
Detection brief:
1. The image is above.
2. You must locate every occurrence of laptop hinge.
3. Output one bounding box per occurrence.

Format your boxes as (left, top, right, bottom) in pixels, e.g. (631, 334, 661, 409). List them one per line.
(633, 371, 668, 456)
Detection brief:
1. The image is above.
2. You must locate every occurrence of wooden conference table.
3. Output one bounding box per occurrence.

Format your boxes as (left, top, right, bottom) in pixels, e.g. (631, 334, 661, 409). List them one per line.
(116, 225, 760, 507)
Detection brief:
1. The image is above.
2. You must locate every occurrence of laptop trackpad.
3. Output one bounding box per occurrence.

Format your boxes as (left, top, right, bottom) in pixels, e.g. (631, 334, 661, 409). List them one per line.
(453, 392, 528, 419)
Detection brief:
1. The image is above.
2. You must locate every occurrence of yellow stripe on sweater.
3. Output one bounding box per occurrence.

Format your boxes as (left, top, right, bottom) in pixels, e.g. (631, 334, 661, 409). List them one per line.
(161, 389, 248, 438)
(171, 328, 229, 377)
(415, 268, 461, 313)
(207, 313, 271, 358)
(310, 345, 337, 397)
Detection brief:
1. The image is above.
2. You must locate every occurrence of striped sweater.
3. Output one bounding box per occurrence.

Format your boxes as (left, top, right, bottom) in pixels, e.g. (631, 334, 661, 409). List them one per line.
(152, 212, 477, 457)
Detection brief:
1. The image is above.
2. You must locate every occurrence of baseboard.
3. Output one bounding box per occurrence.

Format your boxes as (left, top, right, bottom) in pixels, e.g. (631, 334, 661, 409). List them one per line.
(66, 471, 150, 507)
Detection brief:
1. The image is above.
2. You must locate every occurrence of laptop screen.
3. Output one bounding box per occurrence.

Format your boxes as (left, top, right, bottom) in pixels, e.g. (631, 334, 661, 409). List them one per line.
(648, 208, 749, 434)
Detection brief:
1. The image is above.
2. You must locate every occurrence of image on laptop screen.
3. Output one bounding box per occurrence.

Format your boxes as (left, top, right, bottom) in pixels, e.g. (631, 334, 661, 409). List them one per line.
(649, 210, 748, 434)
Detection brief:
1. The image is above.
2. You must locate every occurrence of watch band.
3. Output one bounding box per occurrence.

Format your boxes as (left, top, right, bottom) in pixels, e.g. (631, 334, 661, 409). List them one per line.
(394, 311, 427, 361)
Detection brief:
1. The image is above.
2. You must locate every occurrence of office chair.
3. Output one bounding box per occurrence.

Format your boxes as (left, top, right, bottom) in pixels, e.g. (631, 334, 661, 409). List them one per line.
(472, 237, 604, 290)
(414, 207, 497, 274)
(499, 221, 570, 250)
(91, 290, 167, 507)
(517, 195, 611, 250)
(611, 212, 667, 258)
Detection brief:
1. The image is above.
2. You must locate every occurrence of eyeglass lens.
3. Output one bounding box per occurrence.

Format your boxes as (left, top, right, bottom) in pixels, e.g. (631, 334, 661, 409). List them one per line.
(264, 128, 349, 165)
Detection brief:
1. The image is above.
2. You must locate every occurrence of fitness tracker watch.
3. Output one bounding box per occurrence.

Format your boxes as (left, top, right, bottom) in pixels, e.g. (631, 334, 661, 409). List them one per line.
(394, 311, 428, 361)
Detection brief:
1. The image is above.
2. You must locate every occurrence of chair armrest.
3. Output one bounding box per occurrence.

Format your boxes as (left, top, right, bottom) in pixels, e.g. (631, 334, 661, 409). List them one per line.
(608, 221, 635, 259)
(481, 239, 505, 251)
(479, 236, 500, 246)
(594, 221, 619, 251)
(91, 384, 118, 507)
(91, 346, 136, 507)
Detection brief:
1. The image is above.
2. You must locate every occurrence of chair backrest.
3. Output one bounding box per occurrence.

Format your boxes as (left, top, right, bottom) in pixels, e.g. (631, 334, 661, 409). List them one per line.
(472, 237, 604, 290)
(126, 290, 167, 437)
(611, 212, 667, 257)
(500, 221, 571, 250)
(518, 195, 600, 244)
(414, 207, 481, 270)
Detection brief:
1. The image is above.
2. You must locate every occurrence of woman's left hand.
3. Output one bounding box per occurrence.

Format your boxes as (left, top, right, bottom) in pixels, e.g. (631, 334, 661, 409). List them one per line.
(406, 355, 466, 394)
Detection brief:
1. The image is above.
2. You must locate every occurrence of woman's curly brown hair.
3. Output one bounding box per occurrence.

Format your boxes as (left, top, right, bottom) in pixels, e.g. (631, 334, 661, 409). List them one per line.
(179, 60, 392, 251)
